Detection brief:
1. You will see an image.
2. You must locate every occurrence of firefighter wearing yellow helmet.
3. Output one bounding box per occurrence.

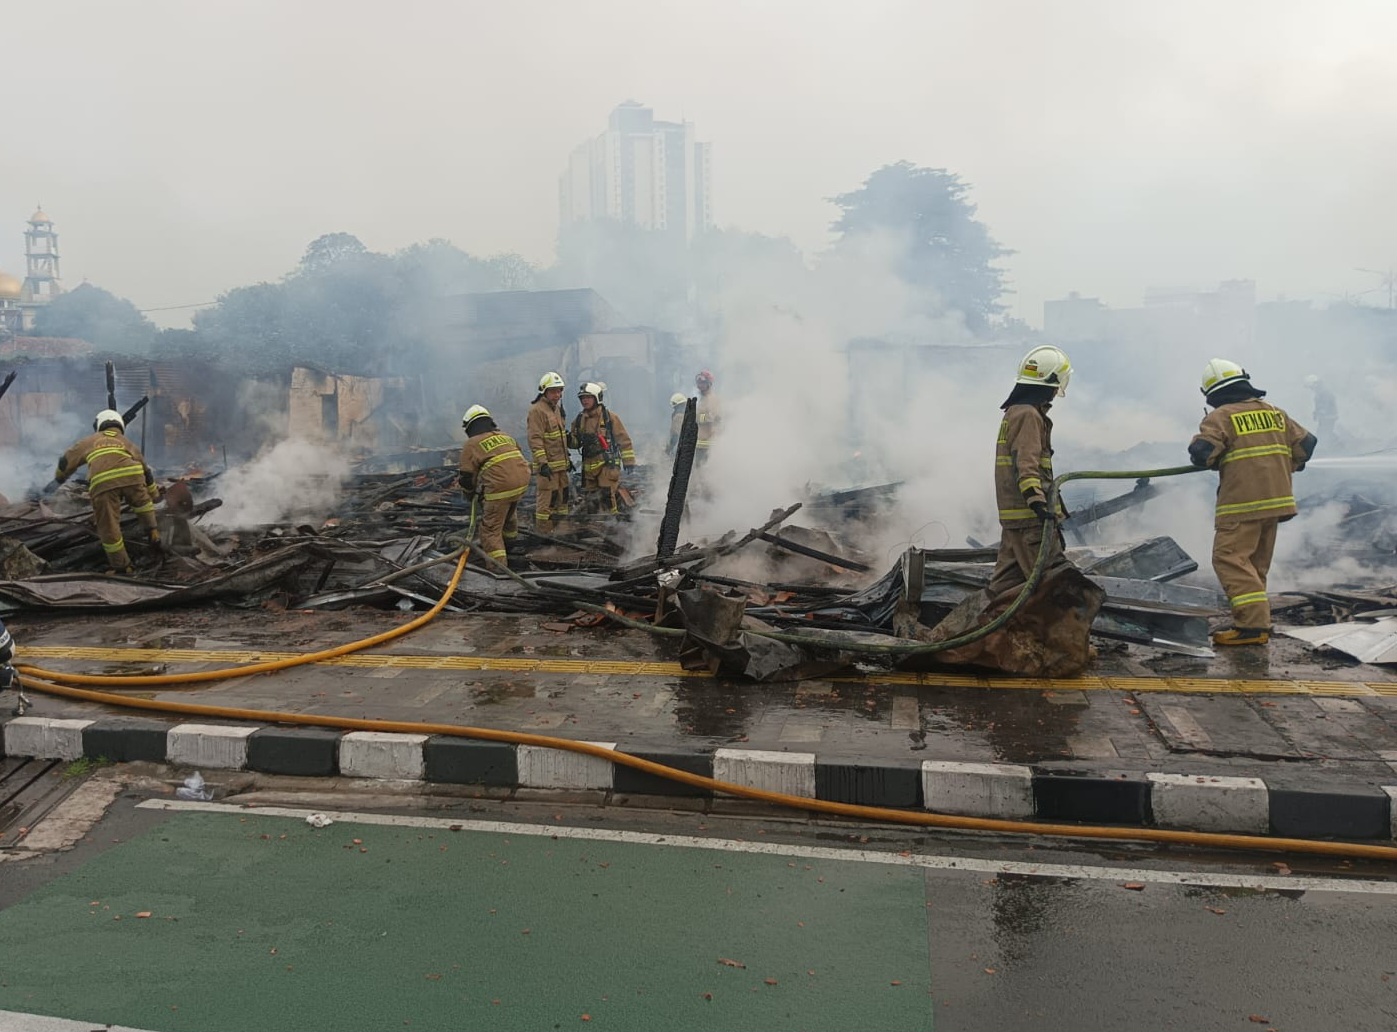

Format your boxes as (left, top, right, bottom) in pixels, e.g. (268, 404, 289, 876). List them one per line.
(458, 404, 531, 565)
(1188, 359, 1317, 646)
(567, 382, 636, 515)
(985, 346, 1076, 611)
(53, 410, 163, 576)
(527, 371, 571, 528)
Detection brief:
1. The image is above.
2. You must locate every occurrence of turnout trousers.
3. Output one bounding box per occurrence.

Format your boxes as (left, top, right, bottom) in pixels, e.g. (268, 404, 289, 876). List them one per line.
(92, 484, 156, 571)
(1212, 516, 1278, 630)
(984, 521, 1071, 613)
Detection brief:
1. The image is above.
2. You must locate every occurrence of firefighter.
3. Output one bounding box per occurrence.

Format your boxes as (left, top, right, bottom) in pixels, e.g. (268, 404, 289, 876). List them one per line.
(567, 382, 636, 514)
(527, 371, 571, 529)
(1189, 359, 1317, 646)
(986, 346, 1076, 611)
(1304, 374, 1338, 440)
(54, 409, 162, 576)
(694, 370, 721, 463)
(458, 404, 531, 566)
(665, 392, 687, 456)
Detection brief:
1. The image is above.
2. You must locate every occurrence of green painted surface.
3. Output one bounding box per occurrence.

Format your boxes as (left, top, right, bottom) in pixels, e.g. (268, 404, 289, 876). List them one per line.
(0, 813, 932, 1031)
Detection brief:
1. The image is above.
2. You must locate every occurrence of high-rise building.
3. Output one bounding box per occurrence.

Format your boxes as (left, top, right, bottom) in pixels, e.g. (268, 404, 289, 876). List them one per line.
(560, 101, 713, 243)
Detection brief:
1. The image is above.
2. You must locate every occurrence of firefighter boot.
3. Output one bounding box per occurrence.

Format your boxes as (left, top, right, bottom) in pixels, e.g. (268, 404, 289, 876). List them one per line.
(1212, 626, 1270, 647)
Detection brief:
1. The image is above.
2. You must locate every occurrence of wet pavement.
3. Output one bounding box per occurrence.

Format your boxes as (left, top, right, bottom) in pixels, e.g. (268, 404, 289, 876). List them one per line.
(8, 607, 1397, 791)
(3, 784, 1396, 1031)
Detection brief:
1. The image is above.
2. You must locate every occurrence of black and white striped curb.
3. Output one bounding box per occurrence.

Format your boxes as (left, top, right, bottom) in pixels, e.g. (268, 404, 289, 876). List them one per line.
(5, 715, 1396, 841)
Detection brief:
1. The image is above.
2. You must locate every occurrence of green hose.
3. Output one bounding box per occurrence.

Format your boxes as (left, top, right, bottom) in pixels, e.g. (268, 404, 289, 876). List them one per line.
(736, 464, 1206, 655)
(464, 464, 1207, 657)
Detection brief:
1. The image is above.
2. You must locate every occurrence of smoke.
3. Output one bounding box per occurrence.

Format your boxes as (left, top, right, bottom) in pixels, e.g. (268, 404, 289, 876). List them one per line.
(204, 437, 350, 529)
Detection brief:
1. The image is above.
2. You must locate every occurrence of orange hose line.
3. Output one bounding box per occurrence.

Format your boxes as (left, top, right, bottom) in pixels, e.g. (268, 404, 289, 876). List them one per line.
(17, 549, 470, 688)
(22, 673, 1397, 863)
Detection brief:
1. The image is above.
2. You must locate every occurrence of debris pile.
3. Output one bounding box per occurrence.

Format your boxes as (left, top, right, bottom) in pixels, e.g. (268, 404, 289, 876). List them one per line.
(4, 448, 1397, 679)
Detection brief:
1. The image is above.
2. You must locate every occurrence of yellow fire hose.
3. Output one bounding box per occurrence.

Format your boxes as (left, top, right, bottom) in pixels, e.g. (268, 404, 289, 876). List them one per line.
(15, 474, 1397, 864)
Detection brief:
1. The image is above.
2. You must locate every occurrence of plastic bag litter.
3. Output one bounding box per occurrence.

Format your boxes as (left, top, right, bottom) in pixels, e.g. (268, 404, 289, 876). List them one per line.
(175, 771, 212, 801)
(306, 813, 333, 828)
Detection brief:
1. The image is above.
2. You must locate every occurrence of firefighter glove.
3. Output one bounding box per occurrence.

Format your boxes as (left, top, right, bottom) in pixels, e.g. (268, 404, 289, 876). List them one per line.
(1030, 501, 1053, 522)
(538, 464, 552, 478)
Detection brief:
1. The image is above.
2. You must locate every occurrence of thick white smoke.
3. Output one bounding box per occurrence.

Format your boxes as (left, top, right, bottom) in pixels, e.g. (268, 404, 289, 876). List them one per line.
(205, 437, 350, 529)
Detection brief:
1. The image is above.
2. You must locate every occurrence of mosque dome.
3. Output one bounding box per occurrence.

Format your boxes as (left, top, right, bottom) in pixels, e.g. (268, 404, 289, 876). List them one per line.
(30, 209, 51, 224)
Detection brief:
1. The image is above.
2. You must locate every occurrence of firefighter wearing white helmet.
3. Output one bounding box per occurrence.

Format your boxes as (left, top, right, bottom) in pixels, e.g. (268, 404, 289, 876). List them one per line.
(985, 346, 1076, 612)
(1303, 372, 1338, 438)
(666, 392, 688, 456)
(53, 409, 163, 576)
(458, 404, 531, 565)
(528, 372, 571, 528)
(568, 382, 636, 515)
(1188, 359, 1317, 646)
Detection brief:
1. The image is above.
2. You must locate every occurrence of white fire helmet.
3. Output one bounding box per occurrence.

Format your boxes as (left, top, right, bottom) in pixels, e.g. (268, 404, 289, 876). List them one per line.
(94, 409, 124, 432)
(1014, 346, 1072, 395)
(578, 382, 605, 400)
(669, 393, 687, 407)
(1200, 358, 1249, 397)
(461, 404, 490, 429)
(538, 371, 565, 392)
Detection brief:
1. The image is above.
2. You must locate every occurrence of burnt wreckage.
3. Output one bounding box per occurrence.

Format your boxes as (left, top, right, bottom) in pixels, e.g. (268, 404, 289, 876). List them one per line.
(3, 384, 1397, 680)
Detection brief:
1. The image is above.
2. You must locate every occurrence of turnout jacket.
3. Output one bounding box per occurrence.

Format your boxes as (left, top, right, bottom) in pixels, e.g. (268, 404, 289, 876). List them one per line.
(995, 404, 1064, 527)
(568, 406, 635, 474)
(55, 430, 155, 497)
(696, 391, 721, 450)
(1189, 400, 1315, 525)
(526, 398, 569, 474)
(458, 430, 530, 501)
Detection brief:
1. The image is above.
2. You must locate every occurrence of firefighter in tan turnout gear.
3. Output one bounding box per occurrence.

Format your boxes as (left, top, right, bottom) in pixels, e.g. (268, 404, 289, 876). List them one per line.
(986, 346, 1076, 611)
(527, 371, 571, 529)
(458, 404, 531, 565)
(567, 382, 636, 515)
(54, 409, 162, 576)
(694, 370, 721, 463)
(1189, 359, 1317, 646)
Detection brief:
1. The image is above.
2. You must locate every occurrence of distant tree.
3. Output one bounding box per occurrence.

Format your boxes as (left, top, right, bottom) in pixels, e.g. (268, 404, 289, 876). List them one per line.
(298, 232, 369, 274)
(30, 283, 158, 354)
(485, 252, 537, 291)
(151, 327, 202, 359)
(394, 239, 503, 297)
(831, 161, 1011, 332)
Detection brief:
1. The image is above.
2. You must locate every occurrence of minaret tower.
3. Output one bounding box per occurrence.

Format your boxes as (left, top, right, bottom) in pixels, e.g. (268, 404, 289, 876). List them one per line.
(21, 206, 63, 304)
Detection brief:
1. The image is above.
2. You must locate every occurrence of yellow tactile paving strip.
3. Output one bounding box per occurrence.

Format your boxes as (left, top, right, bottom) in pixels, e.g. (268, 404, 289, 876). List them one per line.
(17, 645, 1397, 697)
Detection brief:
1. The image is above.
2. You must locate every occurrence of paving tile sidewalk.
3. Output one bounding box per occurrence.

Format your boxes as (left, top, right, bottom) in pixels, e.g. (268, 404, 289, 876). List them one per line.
(6, 608, 1397, 839)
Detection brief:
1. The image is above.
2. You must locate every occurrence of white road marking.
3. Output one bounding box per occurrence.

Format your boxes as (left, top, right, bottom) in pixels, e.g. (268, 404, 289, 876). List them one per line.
(139, 799, 1397, 895)
(0, 1009, 155, 1031)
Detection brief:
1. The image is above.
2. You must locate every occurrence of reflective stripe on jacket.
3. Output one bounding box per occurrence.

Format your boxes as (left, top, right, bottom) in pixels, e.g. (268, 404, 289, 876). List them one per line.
(459, 431, 530, 502)
(569, 406, 635, 473)
(1189, 400, 1312, 525)
(526, 399, 569, 472)
(55, 430, 152, 497)
(995, 404, 1063, 526)
(696, 392, 721, 449)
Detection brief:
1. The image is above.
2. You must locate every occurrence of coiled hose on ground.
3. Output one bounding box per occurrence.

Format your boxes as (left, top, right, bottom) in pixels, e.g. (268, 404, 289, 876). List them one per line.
(21, 465, 1397, 863)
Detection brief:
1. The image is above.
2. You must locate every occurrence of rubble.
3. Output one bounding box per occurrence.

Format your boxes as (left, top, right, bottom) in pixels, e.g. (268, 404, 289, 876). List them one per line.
(4, 427, 1397, 682)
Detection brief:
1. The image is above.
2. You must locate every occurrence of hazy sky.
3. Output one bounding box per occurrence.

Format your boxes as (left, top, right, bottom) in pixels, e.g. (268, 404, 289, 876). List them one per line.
(3, 0, 1395, 328)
